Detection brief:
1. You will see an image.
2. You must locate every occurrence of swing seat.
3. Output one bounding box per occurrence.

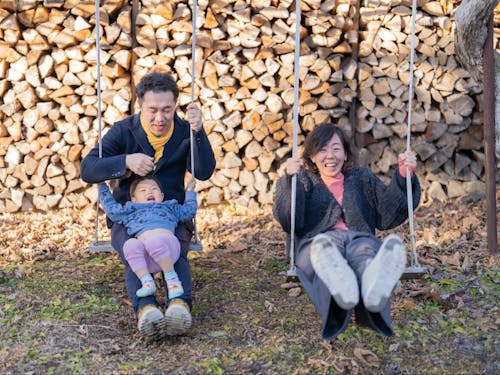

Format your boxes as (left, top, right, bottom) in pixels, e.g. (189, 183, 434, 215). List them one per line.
(286, 267, 298, 278)
(87, 240, 114, 252)
(87, 240, 204, 253)
(189, 240, 203, 252)
(401, 264, 427, 280)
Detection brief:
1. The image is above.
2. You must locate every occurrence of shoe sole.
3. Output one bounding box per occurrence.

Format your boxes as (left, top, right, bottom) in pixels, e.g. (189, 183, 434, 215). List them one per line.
(165, 303, 192, 336)
(362, 234, 406, 313)
(310, 234, 359, 310)
(137, 308, 168, 341)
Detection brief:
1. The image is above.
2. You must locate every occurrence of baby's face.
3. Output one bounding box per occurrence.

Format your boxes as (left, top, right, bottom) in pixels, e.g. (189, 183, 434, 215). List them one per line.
(131, 180, 164, 203)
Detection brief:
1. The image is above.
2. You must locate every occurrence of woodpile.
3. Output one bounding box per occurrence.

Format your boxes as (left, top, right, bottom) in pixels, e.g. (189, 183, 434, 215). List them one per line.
(0, 0, 133, 213)
(356, 0, 490, 202)
(0, 0, 495, 215)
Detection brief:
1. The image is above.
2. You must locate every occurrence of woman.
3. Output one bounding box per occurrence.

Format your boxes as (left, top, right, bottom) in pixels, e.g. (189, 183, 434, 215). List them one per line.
(273, 123, 420, 340)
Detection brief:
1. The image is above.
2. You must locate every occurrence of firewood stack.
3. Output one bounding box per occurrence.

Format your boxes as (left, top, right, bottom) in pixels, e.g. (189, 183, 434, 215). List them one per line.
(356, 0, 487, 203)
(0, 0, 492, 214)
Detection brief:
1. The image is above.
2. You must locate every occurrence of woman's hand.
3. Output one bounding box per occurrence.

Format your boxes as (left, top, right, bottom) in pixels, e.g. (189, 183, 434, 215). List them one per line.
(398, 150, 417, 178)
(285, 157, 304, 175)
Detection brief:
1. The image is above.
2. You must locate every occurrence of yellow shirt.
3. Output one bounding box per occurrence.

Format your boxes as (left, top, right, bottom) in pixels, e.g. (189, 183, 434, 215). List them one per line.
(140, 114, 174, 163)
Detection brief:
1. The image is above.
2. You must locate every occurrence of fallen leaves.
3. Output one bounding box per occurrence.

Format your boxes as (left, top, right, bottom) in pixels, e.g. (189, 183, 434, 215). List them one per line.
(440, 251, 474, 271)
(0, 194, 498, 374)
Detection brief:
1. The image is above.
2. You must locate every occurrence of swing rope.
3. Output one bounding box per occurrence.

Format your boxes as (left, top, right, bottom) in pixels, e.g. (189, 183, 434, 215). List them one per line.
(287, 0, 302, 277)
(189, 0, 202, 251)
(404, 0, 425, 276)
(91, 0, 106, 248)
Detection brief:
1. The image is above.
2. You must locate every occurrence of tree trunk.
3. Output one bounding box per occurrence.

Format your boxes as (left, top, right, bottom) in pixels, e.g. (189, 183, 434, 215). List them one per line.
(454, 0, 500, 162)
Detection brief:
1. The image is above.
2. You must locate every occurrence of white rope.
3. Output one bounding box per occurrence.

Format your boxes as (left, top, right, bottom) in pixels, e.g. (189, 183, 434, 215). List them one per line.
(190, 0, 201, 246)
(93, 0, 103, 243)
(406, 0, 421, 268)
(190, 0, 197, 176)
(288, 0, 301, 275)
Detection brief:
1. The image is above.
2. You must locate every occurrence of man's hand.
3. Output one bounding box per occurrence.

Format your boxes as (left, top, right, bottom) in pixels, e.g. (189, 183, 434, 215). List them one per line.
(125, 153, 154, 176)
(186, 103, 203, 132)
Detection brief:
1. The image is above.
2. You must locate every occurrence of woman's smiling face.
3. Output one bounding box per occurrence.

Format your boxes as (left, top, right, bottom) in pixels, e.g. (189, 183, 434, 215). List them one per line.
(311, 133, 347, 178)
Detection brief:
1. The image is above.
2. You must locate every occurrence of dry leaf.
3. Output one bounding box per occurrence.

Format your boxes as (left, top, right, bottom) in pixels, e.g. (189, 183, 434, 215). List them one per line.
(288, 287, 302, 297)
(353, 348, 380, 367)
(423, 227, 438, 245)
(440, 252, 461, 267)
(280, 282, 301, 289)
(388, 343, 400, 352)
(307, 358, 330, 369)
(264, 300, 275, 313)
(230, 240, 248, 253)
(462, 215, 481, 229)
(452, 251, 461, 265)
(400, 298, 417, 310)
(461, 255, 472, 271)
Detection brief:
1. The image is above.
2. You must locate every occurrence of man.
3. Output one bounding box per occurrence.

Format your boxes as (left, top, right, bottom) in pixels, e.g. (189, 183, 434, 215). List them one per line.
(81, 71, 216, 339)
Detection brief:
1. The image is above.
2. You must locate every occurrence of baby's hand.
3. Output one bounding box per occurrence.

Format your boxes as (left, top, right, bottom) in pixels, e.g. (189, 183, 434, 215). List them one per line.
(186, 178, 195, 191)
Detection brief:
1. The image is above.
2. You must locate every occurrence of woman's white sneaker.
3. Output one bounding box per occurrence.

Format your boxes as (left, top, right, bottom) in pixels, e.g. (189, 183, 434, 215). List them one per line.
(361, 234, 406, 313)
(310, 234, 359, 310)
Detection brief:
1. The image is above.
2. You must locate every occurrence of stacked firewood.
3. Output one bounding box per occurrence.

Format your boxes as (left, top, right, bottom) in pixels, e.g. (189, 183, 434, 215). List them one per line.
(357, 0, 487, 203)
(0, 0, 134, 212)
(0, 0, 493, 214)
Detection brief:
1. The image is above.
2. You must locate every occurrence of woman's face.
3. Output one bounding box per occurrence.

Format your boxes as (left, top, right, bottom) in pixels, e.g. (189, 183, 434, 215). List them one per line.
(311, 133, 346, 178)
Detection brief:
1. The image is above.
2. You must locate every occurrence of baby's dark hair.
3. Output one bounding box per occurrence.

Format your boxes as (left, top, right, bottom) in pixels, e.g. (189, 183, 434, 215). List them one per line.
(129, 176, 163, 197)
(302, 123, 358, 172)
(136, 71, 179, 103)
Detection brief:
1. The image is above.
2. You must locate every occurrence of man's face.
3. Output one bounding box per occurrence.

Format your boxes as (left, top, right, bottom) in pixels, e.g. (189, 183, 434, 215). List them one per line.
(139, 90, 177, 137)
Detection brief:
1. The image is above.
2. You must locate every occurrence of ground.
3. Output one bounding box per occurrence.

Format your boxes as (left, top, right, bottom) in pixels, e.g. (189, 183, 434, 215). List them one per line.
(0, 194, 499, 374)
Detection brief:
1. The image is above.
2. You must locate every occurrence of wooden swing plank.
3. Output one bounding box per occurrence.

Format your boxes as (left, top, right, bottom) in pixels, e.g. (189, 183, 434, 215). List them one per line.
(86, 240, 204, 252)
(87, 240, 114, 252)
(401, 265, 427, 280)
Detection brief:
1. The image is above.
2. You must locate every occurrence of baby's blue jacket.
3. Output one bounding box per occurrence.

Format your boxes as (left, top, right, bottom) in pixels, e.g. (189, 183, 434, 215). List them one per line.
(98, 183, 197, 237)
